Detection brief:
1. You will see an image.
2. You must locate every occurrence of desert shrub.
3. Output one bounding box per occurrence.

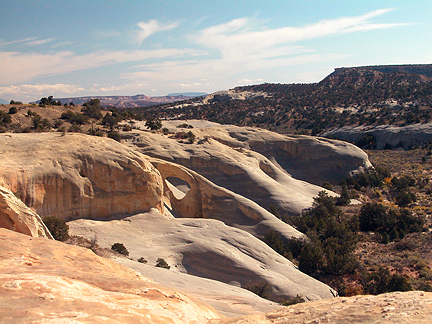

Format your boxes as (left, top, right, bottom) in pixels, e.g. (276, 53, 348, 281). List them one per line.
(101, 112, 118, 128)
(68, 124, 82, 133)
(111, 243, 129, 256)
(87, 126, 104, 136)
(0, 111, 12, 126)
(345, 167, 386, 189)
(8, 107, 17, 114)
(391, 176, 416, 191)
(177, 123, 193, 129)
(289, 191, 358, 275)
(155, 258, 170, 269)
(187, 131, 196, 143)
(395, 191, 417, 207)
(336, 185, 351, 206)
(162, 127, 169, 135)
(361, 267, 412, 295)
(138, 257, 147, 264)
(81, 99, 103, 119)
(359, 203, 389, 232)
(321, 182, 333, 190)
(281, 295, 305, 306)
(145, 117, 162, 130)
(107, 131, 121, 142)
(245, 282, 269, 298)
(359, 203, 424, 241)
(43, 216, 69, 241)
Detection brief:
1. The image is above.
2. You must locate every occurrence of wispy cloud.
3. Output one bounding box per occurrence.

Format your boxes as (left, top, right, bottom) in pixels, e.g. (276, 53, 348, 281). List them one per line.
(25, 38, 54, 46)
(0, 37, 37, 47)
(0, 48, 204, 85)
(135, 19, 179, 44)
(195, 8, 407, 60)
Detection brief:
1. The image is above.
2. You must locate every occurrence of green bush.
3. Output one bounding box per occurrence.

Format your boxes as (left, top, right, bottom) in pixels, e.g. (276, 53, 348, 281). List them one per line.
(287, 191, 358, 275)
(107, 131, 121, 142)
(361, 267, 412, 295)
(43, 216, 69, 241)
(155, 258, 170, 269)
(138, 257, 147, 264)
(111, 243, 129, 256)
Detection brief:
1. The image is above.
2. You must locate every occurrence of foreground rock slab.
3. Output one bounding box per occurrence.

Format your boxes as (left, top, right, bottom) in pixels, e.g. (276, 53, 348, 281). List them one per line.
(212, 291, 432, 324)
(0, 228, 220, 323)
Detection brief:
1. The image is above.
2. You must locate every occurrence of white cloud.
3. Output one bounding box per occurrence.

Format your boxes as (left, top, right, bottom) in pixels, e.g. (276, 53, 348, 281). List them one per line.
(0, 48, 204, 85)
(135, 19, 179, 44)
(0, 83, 86, 101)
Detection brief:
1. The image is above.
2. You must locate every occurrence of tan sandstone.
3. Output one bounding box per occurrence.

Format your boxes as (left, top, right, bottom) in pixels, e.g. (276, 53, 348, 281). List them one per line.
(0, 185, 52, 239)
(0, 228, 221, 323)
(0, 133, 163, 220)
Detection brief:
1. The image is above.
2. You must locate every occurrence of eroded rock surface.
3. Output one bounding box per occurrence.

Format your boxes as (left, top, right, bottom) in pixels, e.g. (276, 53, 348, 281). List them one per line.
(0, 186, 52, 239)
(0, 228, 221, 323)
(125, 125, 370, 215)
(323, 122, 432, 150)
(212, 291, 432, 324)
(68, 209, 337, 303)
(0, 133, 163, 220)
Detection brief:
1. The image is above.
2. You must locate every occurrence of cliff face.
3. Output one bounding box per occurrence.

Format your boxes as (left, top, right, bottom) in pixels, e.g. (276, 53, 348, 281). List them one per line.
(0, 133, 163, 220)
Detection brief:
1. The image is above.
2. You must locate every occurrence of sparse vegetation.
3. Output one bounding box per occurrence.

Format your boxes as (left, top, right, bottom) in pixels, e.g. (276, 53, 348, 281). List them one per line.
(43, 216, 69, 241)
(138, 257, 147, 264)
(111, 243, 129, 256)
(155, 258, 170, 269)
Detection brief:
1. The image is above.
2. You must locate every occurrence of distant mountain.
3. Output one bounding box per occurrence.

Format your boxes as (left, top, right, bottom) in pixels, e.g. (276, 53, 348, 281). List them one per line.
(168, 92, 207, 97)
(55, 94, 199, 108)
(0, 98, 9, 104)
(331, 64, 432, 78)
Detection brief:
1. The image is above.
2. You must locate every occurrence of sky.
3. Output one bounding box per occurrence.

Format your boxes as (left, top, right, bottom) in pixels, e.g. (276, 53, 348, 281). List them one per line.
(1, 0, 432, 103)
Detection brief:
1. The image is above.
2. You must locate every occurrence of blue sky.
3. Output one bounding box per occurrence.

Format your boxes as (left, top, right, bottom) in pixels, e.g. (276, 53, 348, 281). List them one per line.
(1, 0, 431, 102)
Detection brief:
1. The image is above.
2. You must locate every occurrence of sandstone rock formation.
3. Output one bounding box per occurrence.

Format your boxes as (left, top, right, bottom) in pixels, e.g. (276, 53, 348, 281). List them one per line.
(124, 125, 371, 215)
(323, 122, 432, 150)
(0, 186, 52, 239)
(151, 158, 304, 240)
(211, 291, 432, 324)
(0, 228, 220, 323)
(0, 133, 163, 221)
(117, 257, 280, 318)
(68, 209, 337, 303)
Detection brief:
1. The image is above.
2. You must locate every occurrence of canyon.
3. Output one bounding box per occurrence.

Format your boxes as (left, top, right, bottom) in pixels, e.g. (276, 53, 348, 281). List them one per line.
(1, 123, 430, 323)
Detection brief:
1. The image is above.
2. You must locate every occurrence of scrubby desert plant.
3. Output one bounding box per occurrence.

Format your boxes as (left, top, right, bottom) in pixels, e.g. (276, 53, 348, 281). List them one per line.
(155, 258, 170, 269)
(43, 216, 69, 241)
(138, 257, 147, 264)
(111, 243, 129, 256)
